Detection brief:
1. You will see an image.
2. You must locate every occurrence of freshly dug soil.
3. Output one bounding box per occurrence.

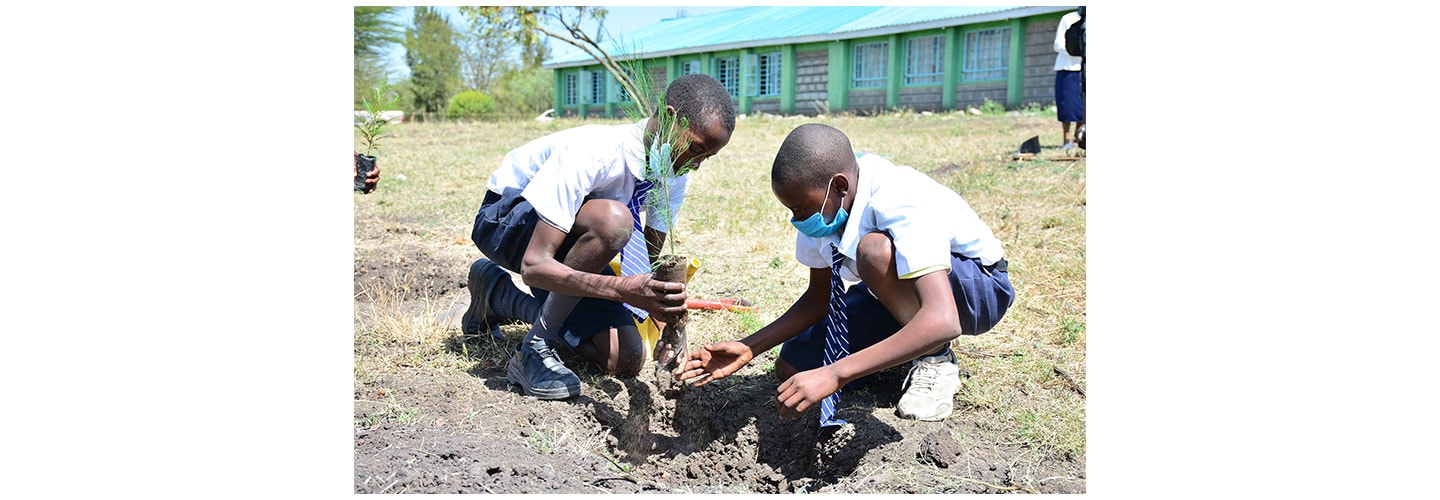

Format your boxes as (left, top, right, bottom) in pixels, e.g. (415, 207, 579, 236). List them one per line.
(354, 223, 1085, 493)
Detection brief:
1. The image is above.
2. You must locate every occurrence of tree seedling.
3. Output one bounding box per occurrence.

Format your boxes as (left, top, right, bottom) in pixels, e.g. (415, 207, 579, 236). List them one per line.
(355, 80, 400, 192)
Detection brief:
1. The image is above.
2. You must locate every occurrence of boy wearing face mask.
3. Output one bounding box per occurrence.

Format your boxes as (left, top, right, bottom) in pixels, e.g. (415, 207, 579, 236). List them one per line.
(675, 124, 1013, 423)
(465, 74, 736, 400)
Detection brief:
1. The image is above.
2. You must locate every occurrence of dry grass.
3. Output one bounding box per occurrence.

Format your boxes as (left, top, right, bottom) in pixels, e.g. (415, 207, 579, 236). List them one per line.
(355, 109, 1086, 459)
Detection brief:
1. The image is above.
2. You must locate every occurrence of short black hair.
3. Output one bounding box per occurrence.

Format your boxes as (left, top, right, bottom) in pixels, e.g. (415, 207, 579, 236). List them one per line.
(771, 124, 856, 190)
(664, 73, 736, 134)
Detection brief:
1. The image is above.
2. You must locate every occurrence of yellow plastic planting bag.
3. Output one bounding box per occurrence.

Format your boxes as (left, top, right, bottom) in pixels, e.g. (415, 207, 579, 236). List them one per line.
(609, 257, 699, 359)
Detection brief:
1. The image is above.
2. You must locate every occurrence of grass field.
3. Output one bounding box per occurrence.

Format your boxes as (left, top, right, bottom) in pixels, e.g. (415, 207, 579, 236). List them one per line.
(354, 109, 1086, 492)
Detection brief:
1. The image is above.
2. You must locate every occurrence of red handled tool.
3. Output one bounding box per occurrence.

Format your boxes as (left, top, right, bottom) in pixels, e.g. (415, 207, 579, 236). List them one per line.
(685, 298, 755, 312)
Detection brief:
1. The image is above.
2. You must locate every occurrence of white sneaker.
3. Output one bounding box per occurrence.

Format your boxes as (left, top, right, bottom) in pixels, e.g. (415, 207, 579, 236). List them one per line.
(896, 351, 961, 421)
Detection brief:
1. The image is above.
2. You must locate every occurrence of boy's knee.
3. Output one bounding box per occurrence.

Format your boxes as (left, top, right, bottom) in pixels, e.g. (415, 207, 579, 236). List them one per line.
(596, 326, 647, 377)
(855, 231, 896, 283)
(575, 199, 634, 251)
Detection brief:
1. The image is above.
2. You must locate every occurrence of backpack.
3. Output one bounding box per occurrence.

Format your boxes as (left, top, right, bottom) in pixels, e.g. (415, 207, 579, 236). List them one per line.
(1064, 10, 1084, 57)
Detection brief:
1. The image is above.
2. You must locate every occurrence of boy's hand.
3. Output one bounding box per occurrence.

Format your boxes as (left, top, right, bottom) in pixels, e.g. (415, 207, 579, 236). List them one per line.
(674, 341, 752, 386)
(354, 152, 381, 194)
(619, 274, 687, 323)
(777, 367, 841, 420)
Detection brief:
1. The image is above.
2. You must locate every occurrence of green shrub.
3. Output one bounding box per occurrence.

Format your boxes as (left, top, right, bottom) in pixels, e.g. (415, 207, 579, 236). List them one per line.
(446, 90, 494, 119)
(492, 67, 554, 118)
(980, 98, 1006, 115)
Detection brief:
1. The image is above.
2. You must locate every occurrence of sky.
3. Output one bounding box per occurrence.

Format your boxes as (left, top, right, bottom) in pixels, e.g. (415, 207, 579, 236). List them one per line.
(379, 6, 741, 79)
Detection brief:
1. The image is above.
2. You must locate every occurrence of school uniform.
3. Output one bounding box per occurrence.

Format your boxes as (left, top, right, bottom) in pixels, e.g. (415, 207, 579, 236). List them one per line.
(1054, 10, 1085, 124)
(779, 153, 1015, 375)
(470, 118, 687, 349)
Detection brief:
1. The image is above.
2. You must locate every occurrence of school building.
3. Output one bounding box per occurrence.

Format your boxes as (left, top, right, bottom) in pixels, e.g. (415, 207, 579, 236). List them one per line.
(542, 6, 1078, 118)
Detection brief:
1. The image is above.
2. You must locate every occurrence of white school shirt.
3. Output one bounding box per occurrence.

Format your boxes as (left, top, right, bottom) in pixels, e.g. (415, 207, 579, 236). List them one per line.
(1053, 11, 1083, 72)
(795, 154, 1004, 282)
(485, 118, 688, 234)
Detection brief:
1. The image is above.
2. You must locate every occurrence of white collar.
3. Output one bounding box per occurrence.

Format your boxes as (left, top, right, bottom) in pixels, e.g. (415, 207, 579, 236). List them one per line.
(622, 118, 650, 182)
(831, 153, 876, 260)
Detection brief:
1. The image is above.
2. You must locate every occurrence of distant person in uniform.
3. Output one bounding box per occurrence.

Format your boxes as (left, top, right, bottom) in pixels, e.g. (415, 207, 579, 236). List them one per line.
(1054, 7, 1085, 149)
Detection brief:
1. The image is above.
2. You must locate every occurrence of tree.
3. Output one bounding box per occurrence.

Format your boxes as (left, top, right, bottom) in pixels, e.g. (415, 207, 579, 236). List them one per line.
(354, 6, 403, 108)
(355, 6, 402, 58)
(460, 7, 647, 114)
(404, 6, 462, 114)
(491, 66, 554, 117)
(519, 34, 552, 70)
(455, 11, 515, 93)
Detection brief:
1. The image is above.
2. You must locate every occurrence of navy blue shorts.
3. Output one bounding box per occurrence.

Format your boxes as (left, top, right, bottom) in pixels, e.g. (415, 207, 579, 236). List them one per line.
(1055, 70, 1084, 123)
(471, 189, 635, 350)
(779, 254, 1015, 377)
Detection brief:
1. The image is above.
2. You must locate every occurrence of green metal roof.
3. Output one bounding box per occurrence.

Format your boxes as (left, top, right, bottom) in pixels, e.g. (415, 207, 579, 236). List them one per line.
(544, 6, 1071, 68)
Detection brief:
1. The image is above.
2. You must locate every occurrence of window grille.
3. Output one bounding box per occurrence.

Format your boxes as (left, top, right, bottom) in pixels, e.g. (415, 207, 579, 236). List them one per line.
(748, 52, 781, 97)
(564, 73, 578, 105)
(853, 42, 888, 88)
(587, 70, 605, 104)
(962, 28, 1010, 82)
(610, 69, 636, 103)
(905, 35, 944, 85)
(714, 57, 740, 98)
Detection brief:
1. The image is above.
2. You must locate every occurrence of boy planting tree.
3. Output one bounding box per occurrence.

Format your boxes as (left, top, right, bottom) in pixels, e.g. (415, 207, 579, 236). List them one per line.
(464, 74, 737, 400)
(676, 124, 1014, 424)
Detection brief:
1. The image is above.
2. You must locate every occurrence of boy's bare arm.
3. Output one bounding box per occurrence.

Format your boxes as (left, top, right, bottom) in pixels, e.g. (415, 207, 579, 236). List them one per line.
(520, 221, 686, 321)
(829, 270, 961, 386)
(777, 270, 961, 417)
(740, 266, 833, 354)
(675, 267, 831, 384)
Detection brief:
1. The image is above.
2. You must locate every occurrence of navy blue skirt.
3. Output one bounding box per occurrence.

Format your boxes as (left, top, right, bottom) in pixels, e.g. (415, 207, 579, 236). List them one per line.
(1055, 70, 1084, 123)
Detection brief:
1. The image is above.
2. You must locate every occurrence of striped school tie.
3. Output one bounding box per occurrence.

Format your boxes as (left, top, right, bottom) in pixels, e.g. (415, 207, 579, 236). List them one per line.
(820, 243, 851, 428)
(619, 178, 655, 321)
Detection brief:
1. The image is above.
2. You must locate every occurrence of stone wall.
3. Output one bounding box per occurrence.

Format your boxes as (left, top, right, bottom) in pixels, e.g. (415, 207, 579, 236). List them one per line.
(955, 82, 1008, 109)
(794, 49, 829, 115)
(898, 86, 944, 112)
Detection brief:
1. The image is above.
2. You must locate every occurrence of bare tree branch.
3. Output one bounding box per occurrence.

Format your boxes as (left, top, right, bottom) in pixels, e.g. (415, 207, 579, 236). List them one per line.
(467, 7, 648, 114)
(531, 23, 645, 110)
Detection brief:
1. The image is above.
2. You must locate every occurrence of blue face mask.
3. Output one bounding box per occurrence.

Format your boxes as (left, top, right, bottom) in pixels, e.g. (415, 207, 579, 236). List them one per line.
(791, 176, 848, 238)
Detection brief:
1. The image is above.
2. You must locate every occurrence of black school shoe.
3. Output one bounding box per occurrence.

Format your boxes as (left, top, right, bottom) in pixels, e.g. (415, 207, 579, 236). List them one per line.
(462, 258, 511, 339)
(506, 336, 582, 399)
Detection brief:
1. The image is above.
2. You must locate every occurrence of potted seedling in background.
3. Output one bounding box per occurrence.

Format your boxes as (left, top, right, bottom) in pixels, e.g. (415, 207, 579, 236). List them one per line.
(355, 80, 400, 193)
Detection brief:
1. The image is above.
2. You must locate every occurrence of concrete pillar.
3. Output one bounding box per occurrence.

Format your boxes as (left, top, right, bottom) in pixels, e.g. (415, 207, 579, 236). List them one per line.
(942, 27, 959, 110)
(780, 45, 796, 115)
(827, 40, 849, 114)
(887, 34, 901, 109)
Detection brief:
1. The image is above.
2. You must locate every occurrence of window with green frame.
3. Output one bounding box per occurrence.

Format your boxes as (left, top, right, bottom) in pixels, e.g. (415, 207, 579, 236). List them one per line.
(713, 56, 740, 98)
(853, 41, 888, 88)
(746, 52, 782, 97)
(609, 68, 636, 103)
(681, 60, 701, 76)
(564, 72, 578, 106)
(962, 27, 1010, 82)
(904, 35, 944, 85)
(586, 70, 605, 104)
